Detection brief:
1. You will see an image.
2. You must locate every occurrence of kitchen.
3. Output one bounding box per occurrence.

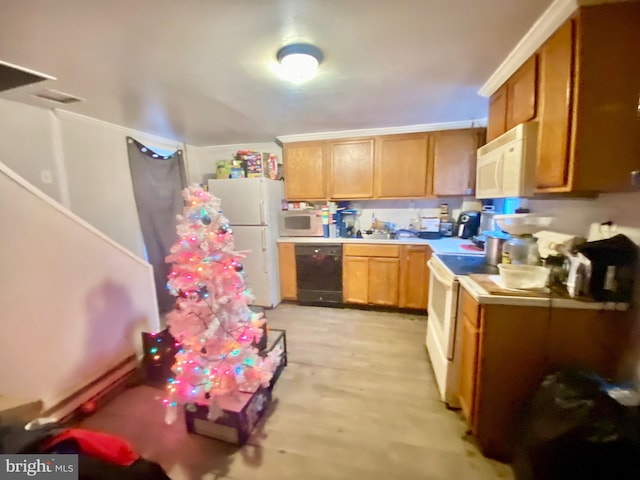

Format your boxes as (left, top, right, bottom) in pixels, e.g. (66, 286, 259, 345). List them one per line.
(1, 0, 640, 478)
(203, 0, 640, 468)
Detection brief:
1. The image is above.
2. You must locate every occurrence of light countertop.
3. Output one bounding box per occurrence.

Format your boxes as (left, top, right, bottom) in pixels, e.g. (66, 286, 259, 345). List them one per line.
(277, 236, 483, 255)
(458, 275, 629, 311)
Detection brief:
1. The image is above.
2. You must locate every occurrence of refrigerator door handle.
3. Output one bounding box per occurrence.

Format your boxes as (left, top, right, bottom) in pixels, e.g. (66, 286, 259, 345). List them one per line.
(259, 200, 265, 225)
(261, 229, 268, 273)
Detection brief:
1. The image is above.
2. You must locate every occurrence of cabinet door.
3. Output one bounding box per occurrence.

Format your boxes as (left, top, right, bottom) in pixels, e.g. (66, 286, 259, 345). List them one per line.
(343, 256, 369, 304)
(368, 258, 400, 306)
(284, 142, 326, 200)
(487, 84, 508, 142)
(432, 129, 483, 196)
(277, 243, 297, 300)
(398, 245, 432, 309)
(375, 134, 429, 198)
(536, 20, 574, 189)
(459, 315, 480, 429)
(328, 138, 375, 199)
(546, 309, 633, 379)
(506, 55, 538, 130)
(458, 289, 481, 428)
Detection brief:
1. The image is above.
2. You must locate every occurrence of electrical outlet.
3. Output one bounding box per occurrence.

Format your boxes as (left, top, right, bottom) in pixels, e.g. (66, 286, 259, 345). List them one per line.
(40, 169, 53, 184)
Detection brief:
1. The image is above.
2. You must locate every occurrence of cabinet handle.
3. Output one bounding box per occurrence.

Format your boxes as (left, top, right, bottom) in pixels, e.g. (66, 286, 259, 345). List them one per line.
(632, 170, 640, 188)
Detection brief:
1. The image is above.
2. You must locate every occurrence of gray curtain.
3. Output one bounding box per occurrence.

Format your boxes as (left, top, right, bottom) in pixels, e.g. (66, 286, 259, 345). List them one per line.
(127, 137, 186, 314)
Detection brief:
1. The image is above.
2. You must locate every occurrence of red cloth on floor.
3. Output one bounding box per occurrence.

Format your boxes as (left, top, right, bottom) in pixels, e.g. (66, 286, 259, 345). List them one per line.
(43, 429, 140, 466)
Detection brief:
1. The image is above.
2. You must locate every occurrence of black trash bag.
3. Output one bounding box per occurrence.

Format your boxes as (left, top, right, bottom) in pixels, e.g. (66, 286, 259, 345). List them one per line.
(512, 369, 640, 480)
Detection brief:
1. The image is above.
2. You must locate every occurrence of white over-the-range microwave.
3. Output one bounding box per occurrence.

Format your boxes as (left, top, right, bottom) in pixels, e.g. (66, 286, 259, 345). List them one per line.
(279, 209, 324, 236)
(475, 121, 538, 199)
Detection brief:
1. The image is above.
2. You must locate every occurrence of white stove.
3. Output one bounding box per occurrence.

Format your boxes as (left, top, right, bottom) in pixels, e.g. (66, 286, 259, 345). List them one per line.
(426, 253, 492, 407)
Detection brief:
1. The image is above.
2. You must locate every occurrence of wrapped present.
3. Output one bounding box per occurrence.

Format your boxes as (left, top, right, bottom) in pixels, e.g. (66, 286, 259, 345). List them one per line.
(261, 328, 287, 390)
(184, 386, 272, 445)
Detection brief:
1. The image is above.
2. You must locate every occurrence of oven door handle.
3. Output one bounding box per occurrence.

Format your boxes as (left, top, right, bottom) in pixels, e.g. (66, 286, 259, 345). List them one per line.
(427, 258, 452, 287)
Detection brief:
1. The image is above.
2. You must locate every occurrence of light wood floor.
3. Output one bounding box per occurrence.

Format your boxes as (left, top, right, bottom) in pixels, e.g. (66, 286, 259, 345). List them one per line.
(81, 303, 513, 480)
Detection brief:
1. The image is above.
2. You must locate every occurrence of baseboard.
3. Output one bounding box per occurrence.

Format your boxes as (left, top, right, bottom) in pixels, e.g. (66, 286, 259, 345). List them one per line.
(42, 355, 140, 423)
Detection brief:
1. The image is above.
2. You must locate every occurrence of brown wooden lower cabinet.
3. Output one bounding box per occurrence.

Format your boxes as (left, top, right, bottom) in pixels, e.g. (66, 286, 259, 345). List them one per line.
(457, 287, 634, 461)
(279, 242, 431, 309)
(342, 243, 430, 309)
(277, 243, 297, 300)
(342, 248, 400, 306)
(398, 245, 432, 309)
(342, 256, 370, 304)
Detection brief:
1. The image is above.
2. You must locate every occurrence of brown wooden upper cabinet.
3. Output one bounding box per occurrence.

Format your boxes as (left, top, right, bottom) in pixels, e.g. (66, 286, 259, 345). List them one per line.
(536, 2, 640, 193)
(374, 133, 430, 198)
(536, 20, 573, 189)
(486, 56, 537, 142)
(487, 84, 507, 142)
(506, 56, 537, 131)
(282, 128, 486, 200)
(283, 141, 325, 200)
(328, 138, 375, 199)
(431, 128, 485, 196)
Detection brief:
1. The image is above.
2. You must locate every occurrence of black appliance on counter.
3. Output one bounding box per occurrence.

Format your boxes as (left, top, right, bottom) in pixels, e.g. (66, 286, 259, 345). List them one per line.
(456, 211, 481, 239)
(295, 244, 343, 305)
(575, 234, 638, 302)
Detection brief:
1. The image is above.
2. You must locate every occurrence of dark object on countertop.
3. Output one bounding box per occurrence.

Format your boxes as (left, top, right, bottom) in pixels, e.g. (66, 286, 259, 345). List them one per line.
(512, 369, 640, 480)
(575, 234, 638, 302)
(471, 235, 485, 248)
(416, 231, 442, 240)
(439, 221, 454, 237)
(456, 211, 481, 239)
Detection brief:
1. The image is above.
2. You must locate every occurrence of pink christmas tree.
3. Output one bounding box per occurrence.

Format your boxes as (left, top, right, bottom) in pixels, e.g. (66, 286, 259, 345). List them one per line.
(163, 184, 281, 424)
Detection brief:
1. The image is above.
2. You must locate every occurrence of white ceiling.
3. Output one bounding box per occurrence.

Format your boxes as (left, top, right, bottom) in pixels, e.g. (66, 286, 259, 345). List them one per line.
(0, 0, 553, 146)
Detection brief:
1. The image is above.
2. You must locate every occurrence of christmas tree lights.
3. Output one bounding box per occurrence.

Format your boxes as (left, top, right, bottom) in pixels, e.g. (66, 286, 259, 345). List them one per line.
(163, 184, 282, 424)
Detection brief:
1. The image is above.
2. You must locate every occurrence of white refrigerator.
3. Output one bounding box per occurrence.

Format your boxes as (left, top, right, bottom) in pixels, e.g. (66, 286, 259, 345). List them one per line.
(207, 178, 285, 308)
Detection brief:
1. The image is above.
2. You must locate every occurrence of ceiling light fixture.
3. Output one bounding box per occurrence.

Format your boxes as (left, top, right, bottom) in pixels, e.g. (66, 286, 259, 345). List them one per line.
(276, 43, 323, 84)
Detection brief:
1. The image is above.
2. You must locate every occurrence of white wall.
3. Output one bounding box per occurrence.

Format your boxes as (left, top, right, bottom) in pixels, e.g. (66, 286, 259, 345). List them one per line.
(186, 141, 282, 185)
(0, 100, 190, 258)
(0, 99, 63, 202)
(356, 198, 467, 231)
(57, 111, 185, 258)
(0, 162, 159, 408)
(519, 191, 640, 237)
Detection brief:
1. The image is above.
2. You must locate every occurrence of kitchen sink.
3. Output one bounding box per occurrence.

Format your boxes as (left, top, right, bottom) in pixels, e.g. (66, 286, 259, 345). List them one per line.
(360, 232, 393, 240)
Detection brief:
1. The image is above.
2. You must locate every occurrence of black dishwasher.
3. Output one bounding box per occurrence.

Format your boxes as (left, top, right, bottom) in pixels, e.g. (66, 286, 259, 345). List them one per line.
(295, 244, 343, 304)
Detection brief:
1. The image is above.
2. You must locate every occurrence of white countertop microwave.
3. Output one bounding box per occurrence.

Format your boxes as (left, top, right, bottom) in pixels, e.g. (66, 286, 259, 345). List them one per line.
(475, 121, 538, 199)
(279, 209, 324, 236)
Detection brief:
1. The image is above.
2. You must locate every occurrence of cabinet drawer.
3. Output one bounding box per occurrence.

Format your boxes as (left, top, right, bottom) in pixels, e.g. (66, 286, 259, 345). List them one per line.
(343, 244, 400, 258)
(460, 288, 481, 329)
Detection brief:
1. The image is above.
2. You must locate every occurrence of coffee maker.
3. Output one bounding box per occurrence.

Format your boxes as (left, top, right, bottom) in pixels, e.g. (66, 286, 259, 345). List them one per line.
(335, 209, 358, 238)
(456, 211, 481, 239)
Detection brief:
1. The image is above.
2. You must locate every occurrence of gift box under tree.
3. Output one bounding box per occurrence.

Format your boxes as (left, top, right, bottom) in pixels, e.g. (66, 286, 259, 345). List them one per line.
(184, 328, 287, 444)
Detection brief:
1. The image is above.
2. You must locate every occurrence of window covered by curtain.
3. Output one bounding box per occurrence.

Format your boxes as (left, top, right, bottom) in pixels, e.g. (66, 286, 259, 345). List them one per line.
(127, 137, 186, 314)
